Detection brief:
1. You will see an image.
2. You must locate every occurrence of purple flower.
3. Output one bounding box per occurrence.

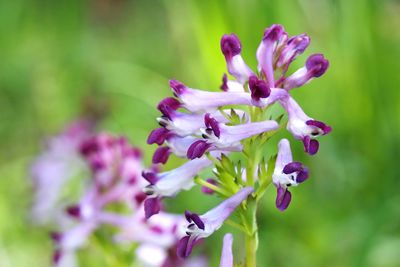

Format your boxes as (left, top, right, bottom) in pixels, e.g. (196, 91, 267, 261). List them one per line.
(220, 34, 254, 84)
(177, 187, 253, 258)
(30, 120, 93, 225)
(143, 157, 212, 218)
(156, 106, 233, 137)
(276, 33, 310, 74)
(283, 54, 329, 90)
(256, 24, 287, 87)
(169, 79, 287, 112)
(219, 233, 233, 267)
(148, 128, 174, 145)
(272, 139, 309, 211)
(280, 96, 332, 155)
(187, 114, 279, 159)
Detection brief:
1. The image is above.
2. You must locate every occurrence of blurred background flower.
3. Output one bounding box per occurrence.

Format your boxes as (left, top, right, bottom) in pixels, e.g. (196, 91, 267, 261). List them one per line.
(0, 0, 399, 266)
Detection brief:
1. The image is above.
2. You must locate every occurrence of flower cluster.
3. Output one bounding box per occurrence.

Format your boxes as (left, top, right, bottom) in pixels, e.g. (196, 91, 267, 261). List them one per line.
(30, 122, 207, 267)
(30, 23, 332, 267)
(145, 24, 331, 263)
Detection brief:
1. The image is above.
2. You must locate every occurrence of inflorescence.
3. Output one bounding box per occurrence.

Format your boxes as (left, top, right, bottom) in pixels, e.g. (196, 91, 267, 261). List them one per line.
(31, 23, 331, 267)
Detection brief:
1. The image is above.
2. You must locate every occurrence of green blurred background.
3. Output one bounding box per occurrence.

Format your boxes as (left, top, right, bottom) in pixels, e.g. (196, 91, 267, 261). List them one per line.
(1, 0, 399, 266)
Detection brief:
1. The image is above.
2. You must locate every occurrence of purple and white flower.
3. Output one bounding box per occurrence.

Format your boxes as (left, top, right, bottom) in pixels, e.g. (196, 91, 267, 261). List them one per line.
(187, 114, 279, 159)
(275, 33, 310, 75)
(177, 187, 253, 258)
(256, 24, 287, 87)
(169, 79, 287, 112)
(272, 139, 309, 211)
(283, 54, 329, 90)
(220, 34, 254, 84)
(142, 157, 212, 218)
(280, 96, 332, 155)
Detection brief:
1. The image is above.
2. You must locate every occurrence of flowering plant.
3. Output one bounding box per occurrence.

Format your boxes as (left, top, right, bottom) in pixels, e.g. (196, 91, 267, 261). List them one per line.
(31, 122, 207, 267)
(145, 24, 331, 266)
(30, 23, 331, 267)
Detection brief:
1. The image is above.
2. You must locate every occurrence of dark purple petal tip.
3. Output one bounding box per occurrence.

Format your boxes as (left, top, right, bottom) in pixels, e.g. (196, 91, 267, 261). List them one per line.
(282, 162, 303, 174)
(303, 136, 320, 155)
(152, 146, 171, 164)
(50, 232, 62, 243)
(187, 140, 211, 159)
(157, 97, 181, 119)
(248, 76, 271, 101)
(263, 24, 285, 42)
(220, 33, 242, 58)
(144, 198, 161, 219)
(220, 73, 228, 91)
(53, 250, 62, 264)
(287, 34, 310, 53)
(306, 54, 329, 77)
(142, 171, 158, 185)
(276, 187, 292, 211)
(79, 138, 99, 156)
(177, 236, 196, 259)
(204, 113, 221, 138)
(147, 128, 170, 145)
(306, 120, 332, 135)
(296, 168, 309, 183)
(169, 79, 187, 96)
(189, 213, 205, 230)
(65, 205, 81, 219)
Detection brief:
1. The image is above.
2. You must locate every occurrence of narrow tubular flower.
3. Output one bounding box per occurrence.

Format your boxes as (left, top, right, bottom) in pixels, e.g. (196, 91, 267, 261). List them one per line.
(219, 233, 233, 267)
(276, 33, 310, 74)
(143, 157, 212, 218)
(187, 114, 279, 159)
(177, 187, 253, 258)
(280, 96, 331, 155)
(283, 53, 329, 90)
(256, 24, 286, 87)
(169, 79, 287, 112)
(220, 34, 254, 84)
(156, 105, 232, 137)
(272, 139, 309, 211)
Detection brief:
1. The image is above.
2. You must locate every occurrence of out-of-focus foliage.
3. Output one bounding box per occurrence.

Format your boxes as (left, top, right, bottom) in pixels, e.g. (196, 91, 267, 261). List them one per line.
(0, 0, 399, 266)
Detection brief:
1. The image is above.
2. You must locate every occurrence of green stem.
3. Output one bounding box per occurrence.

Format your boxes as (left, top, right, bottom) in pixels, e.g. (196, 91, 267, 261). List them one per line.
(245, 232, 257, 267)
(244, 196, 258, 267)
